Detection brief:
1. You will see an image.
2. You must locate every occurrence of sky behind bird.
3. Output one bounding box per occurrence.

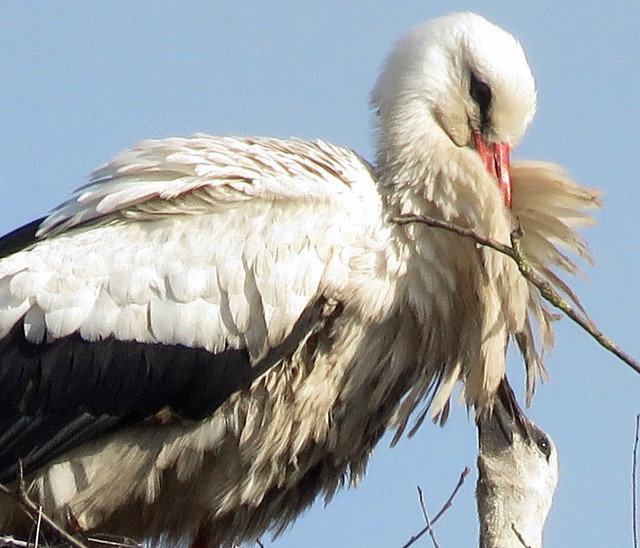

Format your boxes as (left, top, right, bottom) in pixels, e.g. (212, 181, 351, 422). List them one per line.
(0, 2, 638, 546)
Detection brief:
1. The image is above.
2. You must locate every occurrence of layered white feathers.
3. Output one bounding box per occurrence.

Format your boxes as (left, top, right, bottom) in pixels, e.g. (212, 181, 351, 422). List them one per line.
(0, 137, 392, 361)
(0, 135, 599, 425)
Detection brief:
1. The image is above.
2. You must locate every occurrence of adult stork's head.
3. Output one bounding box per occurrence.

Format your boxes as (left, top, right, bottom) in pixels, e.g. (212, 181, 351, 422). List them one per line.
(372, 12, 537, 208)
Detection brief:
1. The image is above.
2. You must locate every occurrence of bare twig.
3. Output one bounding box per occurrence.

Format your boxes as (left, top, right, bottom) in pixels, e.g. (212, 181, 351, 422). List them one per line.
(86, 534, 144, 547)
(633, 414, 640, 548)
(0, 481, 87, 548)
(429, 468, 471, 529)
(402, 467, 470, 548)
(34, 505, 42, 548)
(393, 214, 640, 376)
(0, 537, 30, 547)
(511, 523, 531, 547)
(417, 486, 429, 524)
(416, 486, 440, 548)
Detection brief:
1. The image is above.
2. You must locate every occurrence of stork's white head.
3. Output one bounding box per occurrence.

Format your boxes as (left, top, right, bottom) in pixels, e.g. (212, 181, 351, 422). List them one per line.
(372, 12, 537, 207)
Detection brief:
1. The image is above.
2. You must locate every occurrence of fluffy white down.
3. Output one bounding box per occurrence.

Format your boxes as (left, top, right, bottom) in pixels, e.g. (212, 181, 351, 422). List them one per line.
(477, 425, 559, 548)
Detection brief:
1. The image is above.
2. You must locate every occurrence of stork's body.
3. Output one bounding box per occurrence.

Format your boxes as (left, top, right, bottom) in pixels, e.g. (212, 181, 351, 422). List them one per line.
(0, 13, 598, 545)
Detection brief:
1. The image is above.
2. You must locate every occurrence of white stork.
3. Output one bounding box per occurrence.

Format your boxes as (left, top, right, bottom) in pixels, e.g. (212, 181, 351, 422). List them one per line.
(0, 12, 598, 546)
(476, 380, 558, 548)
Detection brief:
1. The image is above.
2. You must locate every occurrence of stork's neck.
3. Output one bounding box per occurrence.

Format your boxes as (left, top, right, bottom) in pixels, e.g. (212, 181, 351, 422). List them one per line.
(371, 113, 529, 415)
(373, 112, 511, 241)
(476, 454, 552, 548)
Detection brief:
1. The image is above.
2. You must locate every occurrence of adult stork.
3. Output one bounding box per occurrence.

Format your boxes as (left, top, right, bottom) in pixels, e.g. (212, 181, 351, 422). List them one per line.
(0, 12, 598, 546)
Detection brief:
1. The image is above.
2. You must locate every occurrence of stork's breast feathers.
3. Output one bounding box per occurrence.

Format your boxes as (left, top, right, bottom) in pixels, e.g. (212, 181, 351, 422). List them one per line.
(511, 159, 602, 323)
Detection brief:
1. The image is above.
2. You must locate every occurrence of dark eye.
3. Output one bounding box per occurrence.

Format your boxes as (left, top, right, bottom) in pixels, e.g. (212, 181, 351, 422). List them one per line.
(534, 433, 552, 460)
(469, 72, 492, 118)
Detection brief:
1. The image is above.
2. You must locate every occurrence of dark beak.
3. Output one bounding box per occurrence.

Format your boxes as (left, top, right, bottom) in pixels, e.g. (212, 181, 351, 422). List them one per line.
(477, 378, 534, 452)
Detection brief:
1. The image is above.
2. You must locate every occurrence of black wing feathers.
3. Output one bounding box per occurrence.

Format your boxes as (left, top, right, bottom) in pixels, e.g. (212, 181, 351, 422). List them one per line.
(0, 299, 333, 484)
(0, 217, 45, 258)
(0, 326, 253, 483)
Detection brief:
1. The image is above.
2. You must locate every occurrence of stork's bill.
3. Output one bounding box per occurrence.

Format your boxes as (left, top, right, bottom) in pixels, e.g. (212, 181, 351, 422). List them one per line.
(473, 130, 512, 207)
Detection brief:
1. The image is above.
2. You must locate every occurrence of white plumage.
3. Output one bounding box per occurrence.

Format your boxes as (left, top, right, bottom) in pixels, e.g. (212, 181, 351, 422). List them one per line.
(0, 12, 599, 546)
(4, 138, 385, 354)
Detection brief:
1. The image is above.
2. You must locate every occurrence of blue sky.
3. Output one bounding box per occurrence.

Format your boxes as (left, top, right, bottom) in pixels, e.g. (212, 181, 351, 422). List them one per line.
(0, 2, 638, 546)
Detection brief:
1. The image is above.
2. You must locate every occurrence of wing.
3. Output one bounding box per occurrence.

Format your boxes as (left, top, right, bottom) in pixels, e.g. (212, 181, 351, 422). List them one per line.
(0, 135, 383, 483)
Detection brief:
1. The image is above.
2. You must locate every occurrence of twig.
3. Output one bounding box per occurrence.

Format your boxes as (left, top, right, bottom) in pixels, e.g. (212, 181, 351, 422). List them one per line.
(402, 467, 470, 548)
(86, 534, 144, 547)
(633, 414, 640, 548)
(416, 486, 439, 548)
(429, 468, 471, 529)
(510, 523, 531, 548)
(0, 480, 87, 548)
(0, 537, 29, 547)
(34, 505, 42, 548)
(392, 214, 640, 376)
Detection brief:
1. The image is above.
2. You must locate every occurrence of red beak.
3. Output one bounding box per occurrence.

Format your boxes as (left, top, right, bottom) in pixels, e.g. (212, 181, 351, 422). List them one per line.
(472, 130, 512, 208)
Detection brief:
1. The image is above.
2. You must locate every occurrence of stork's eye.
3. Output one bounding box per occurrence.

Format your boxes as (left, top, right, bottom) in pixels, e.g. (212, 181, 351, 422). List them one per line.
(469, 72, 492, 118)
(534, 433, 552, 460)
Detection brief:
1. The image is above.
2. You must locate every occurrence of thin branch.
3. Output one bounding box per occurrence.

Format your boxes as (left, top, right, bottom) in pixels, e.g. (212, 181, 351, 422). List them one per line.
(402, 467, 470, 548)
(86, 534, 143, 547)
(0, 481, 87, 548)
(0, 537, 30, 547)
(510, 523, 531, 548)
(34, 505, 42, 548)
(416, 486, 440, 548)
(429, 467, 471, 529)
(633, 414, 640, 548)
(1, 465, 139, 548)
(392, 214, 640, 376)
(417, 486, 429, 523)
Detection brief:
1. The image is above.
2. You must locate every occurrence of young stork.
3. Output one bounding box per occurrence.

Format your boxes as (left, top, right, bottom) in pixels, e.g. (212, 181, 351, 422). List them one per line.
(477, 380, 559, 548)
(0, 12, 598, 546)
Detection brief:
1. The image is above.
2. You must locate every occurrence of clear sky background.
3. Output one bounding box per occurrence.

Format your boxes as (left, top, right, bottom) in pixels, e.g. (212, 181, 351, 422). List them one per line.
(0, 2, 638, 547)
